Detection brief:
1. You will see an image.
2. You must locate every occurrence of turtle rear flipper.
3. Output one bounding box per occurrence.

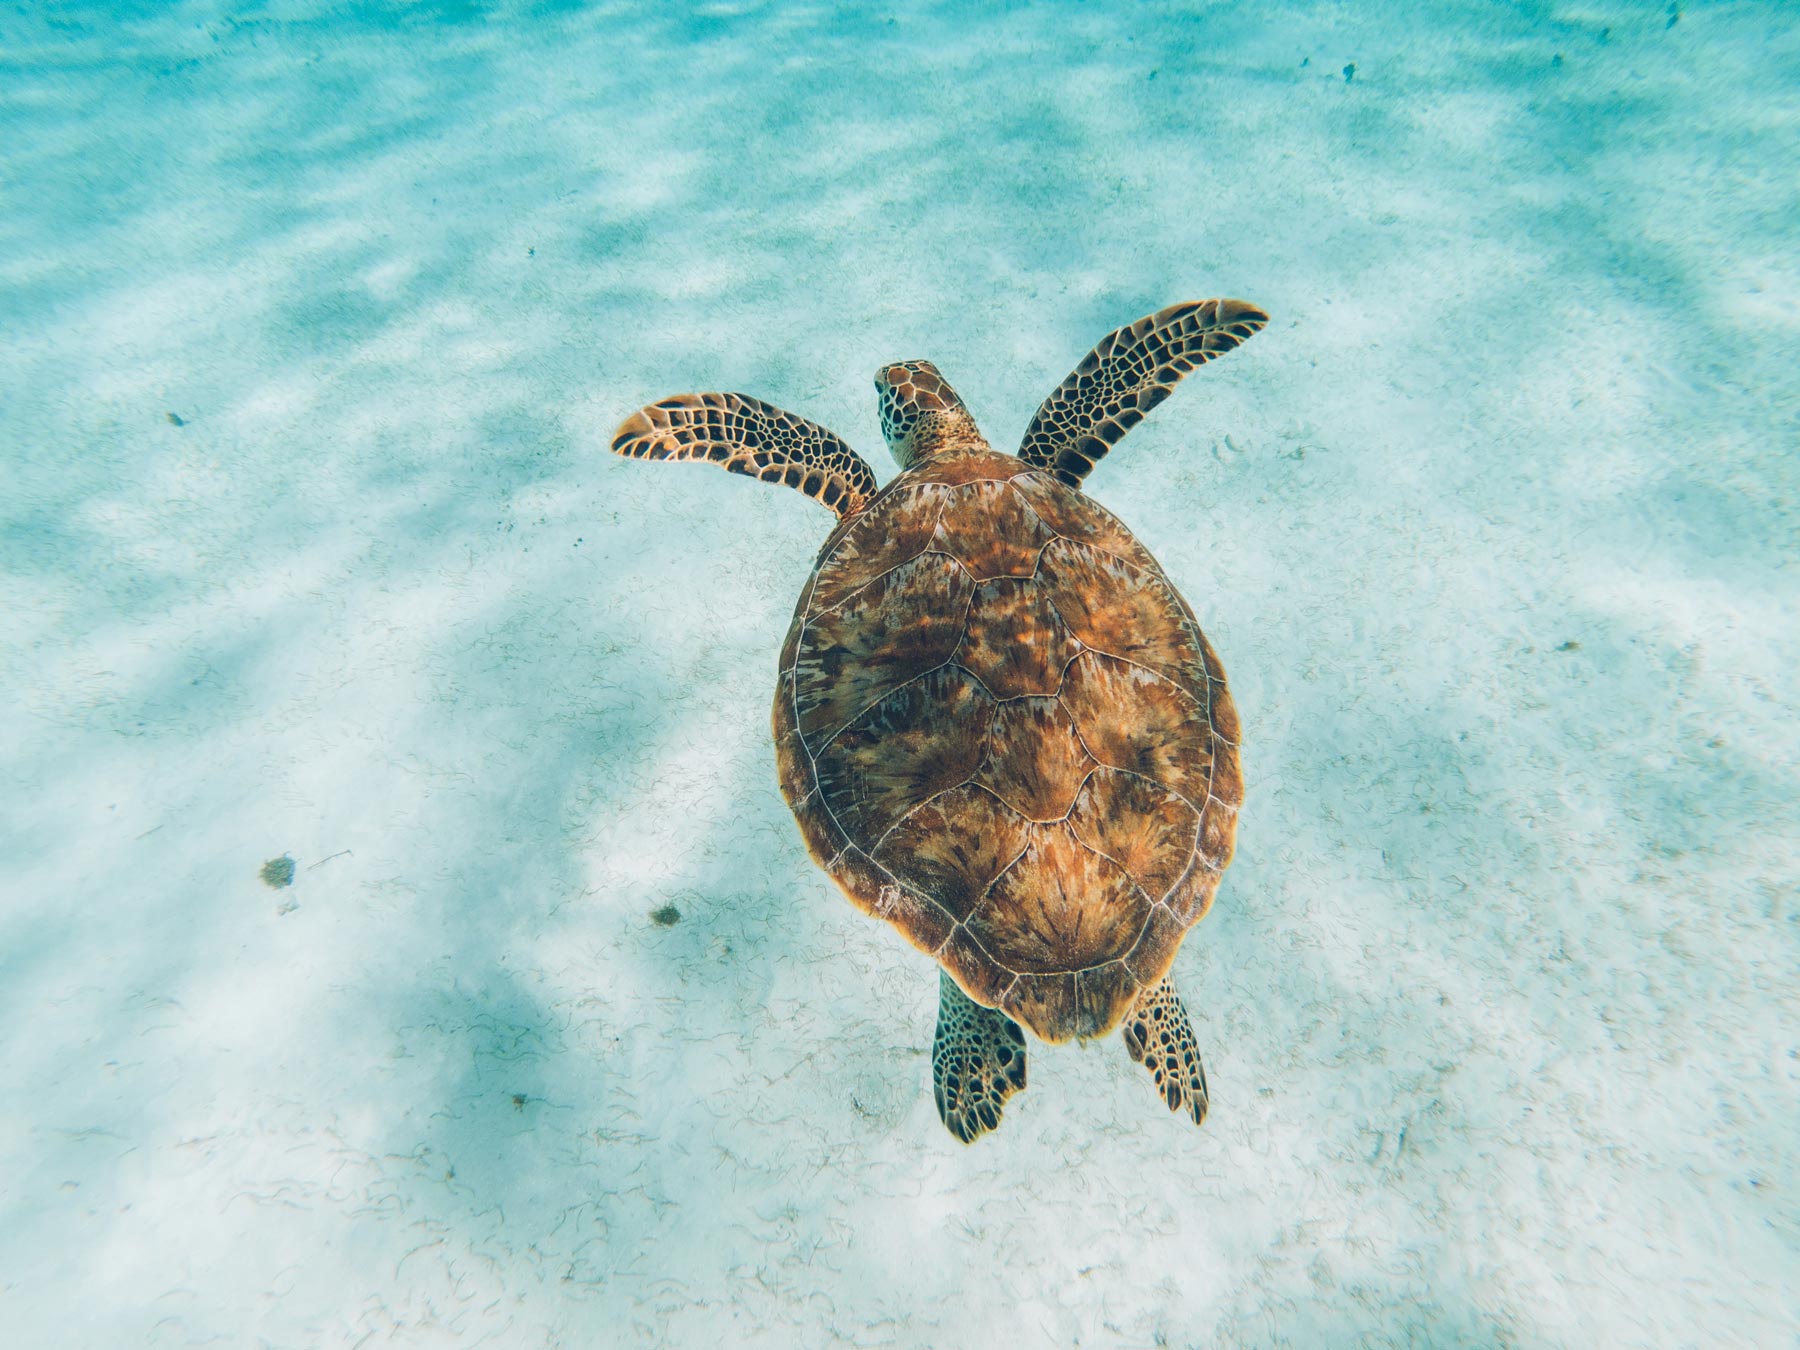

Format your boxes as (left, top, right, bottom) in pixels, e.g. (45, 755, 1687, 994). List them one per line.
(1123, 977, 1208, 1126)
(1019, 299, 1268, 490)
(613, 391, 878, 519)
(932, 970, 1027, 1143)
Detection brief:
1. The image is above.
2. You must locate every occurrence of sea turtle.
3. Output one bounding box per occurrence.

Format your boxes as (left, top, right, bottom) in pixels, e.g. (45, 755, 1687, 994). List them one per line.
(614, 299, 1266, 1141)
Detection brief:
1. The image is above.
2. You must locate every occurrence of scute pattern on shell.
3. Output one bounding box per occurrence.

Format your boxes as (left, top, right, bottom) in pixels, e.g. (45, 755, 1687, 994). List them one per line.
(774, 449, 1239, 1043)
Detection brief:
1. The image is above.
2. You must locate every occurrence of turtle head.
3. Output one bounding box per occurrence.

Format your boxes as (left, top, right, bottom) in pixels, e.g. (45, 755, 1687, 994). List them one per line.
(876, 360, 988, 468)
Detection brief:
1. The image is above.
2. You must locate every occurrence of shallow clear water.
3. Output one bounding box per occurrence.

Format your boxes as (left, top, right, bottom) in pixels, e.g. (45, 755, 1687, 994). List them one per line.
(2, 2, 1796, 1345)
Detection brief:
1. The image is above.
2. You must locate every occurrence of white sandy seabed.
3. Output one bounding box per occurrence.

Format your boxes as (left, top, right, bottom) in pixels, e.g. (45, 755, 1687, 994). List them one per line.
(2, 1, 1795, 1345)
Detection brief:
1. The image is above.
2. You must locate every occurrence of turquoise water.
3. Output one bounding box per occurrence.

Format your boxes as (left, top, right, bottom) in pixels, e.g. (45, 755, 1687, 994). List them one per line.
(3, 2, 1795, 1344)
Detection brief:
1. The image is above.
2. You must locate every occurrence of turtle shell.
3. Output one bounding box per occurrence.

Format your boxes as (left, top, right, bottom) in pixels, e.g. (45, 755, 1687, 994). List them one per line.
(772, 448, 1240, 1043)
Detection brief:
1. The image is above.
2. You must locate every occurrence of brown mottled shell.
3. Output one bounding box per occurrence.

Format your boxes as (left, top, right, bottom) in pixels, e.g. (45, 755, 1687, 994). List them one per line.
(773, 449, 1240, 1043)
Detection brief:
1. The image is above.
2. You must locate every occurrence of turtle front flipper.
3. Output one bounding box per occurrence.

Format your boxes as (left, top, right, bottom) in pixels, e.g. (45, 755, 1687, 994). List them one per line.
(932, 970, 1027, 1143)
(1122, 977, 1208, 1126)
(1018, 300, 1269, 489)
(613, 392, 878, 519)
